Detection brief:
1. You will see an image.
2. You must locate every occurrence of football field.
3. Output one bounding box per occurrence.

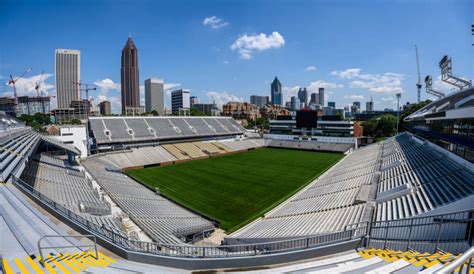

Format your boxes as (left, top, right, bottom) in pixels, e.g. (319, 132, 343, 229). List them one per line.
(127, 148, 343, 233)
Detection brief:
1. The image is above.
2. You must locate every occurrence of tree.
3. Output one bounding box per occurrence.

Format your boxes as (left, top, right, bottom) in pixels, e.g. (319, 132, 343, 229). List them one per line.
(70, 118, 81, 125)
(361, 118, 378, 137)
(150, 110, 159, 116)
(190, 108, 205, 116)
(376, 114, 397, 137)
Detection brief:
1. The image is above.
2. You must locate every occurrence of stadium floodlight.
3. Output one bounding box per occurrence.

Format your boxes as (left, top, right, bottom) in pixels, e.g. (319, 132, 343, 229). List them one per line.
(424, 75, 445, 99)
(396, 93, 401, 134)
(439, 55, 472, 89)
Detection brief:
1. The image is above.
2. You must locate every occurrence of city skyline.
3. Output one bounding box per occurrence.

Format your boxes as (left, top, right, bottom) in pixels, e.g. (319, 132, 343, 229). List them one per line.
(1, 0, 472, 113)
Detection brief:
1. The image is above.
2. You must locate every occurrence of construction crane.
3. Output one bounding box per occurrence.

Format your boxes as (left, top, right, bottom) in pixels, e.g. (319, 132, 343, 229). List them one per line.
(72, 81, 97, 102)
(8, 68, 32, 101)
(425, 75, 445, 99)
(34, 70, 45, 97)
(415, 45, 422, 103)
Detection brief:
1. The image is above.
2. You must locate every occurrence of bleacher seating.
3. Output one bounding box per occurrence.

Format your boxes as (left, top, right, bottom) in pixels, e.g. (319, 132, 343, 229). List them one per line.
(374, 134, 474, 222)
(20, 159, 111, 215)
(267, 139, 353, 153)
(82, 156, 215, 244)
(89, 116, 245, 145)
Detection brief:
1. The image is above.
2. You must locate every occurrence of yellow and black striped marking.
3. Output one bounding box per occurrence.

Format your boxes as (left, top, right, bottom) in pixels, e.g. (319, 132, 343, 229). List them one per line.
(1, 250, 116, 274)
(357, 248, 473, 271)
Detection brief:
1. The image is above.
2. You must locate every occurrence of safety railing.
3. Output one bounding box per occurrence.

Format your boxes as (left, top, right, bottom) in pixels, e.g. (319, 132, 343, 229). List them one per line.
(435, 246, 473, 274)
(37, 234, 98, 266)
(12, 175, 368, 258)
(368, 210, 474, 254)
(12, 174, 473, 260)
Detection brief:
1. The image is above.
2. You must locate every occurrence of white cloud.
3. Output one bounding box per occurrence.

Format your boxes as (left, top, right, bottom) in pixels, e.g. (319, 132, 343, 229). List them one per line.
(282, 85, 301, 104)
(203, 16, 229, 29)
(94, 78, 120, 91)
(164, 83, 181, 98)
(332, 68, 405, 95)
(307, 80, 344, 92)
(223, 60, 229, 64)
(231, 31, 285, 59)
(344, 94, 364, 101)
(206, 91, 243, 108)
(305, 66, 317, 71)
(331, 68, 361, 78)
(5, 72, 55, 97)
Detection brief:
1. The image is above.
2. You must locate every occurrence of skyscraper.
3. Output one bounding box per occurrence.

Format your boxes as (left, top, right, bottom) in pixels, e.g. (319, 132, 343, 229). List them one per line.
(297, 88, 308, 106)
(366, 96, 374, 112)
(171, 89, 190, 113)
(55, 49, 80, 108)
(271, 77, 282, 106)
(328, 101, 336, 109)
(145, 78, 164, 115)
(310, 93, 318, 104)
(99, 100, 111, 116)
(190, 96, 199, 107)
(318, 88, 325, 107)
(121, 35, 140, 114)
(290, 96, 300, 111)
(250, 95, 270, 108)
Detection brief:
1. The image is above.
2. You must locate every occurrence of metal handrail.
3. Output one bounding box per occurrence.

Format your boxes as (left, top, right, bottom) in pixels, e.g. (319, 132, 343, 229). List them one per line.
(435, 246, 473, 274)
(37, 234, 98, 266)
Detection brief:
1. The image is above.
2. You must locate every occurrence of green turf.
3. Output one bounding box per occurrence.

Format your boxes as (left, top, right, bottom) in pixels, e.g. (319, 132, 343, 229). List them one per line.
(127, 148, 343, 233)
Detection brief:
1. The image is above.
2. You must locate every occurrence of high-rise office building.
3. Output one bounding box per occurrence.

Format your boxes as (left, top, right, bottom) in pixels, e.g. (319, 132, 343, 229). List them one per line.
(145, 78, 164, 115)
(55, 49, 80, 108)
(297, 88, 308, 106)
(250, 95, 270, 108)
(318, 88, 325, 107)
(353, 101, 361, 109)
(310, 93, 318, 104)
(366, 96, 374, 112)
(99, 100, 111, 116)
(17, 96, 51, 115)
(328, 101, 336, 109)
(190, 96, 199, 107)
(271, 77, 282, 106)
(171, 89, 190, 113)
(121, 35, 140, 114)
(290, 96, 300, 111)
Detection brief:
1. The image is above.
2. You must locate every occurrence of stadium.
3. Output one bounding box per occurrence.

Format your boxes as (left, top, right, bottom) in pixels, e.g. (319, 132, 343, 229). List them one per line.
(1, 55, 473, 273)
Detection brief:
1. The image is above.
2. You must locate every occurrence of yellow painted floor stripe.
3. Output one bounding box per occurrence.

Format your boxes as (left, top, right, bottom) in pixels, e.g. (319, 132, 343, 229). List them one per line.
(63, 253, 86, 270)
(414, 253, 443, 267)
(98, 251, 116, 263)
(47, 255, 70, 274)
(56, 254, 81, 273)
(36, 256, 56, 274)
(2, 258, 14, 274)
(73, 253, 98, 268)
(26, 257, 45, 274)
(423, 253, 453, 268)
(14, 258, 30, 274)
(82, 252, 107, 268)
(88, 252, 112, 267)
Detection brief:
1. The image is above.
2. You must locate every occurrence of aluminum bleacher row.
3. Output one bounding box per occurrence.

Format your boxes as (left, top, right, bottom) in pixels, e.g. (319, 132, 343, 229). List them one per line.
(374, 133, 474, 221)
(82, 156, 215, 244)
(229, 143, 381, 240)
(1, 128, 41, 183)
(20, 156, 112, 215)
(89, 116, 245, 145)
(266, 139, 354, 153)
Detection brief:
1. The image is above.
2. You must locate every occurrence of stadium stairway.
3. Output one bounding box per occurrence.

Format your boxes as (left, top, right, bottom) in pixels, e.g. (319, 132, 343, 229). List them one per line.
(247, 248, 473, 273)
(2, 250, 116, 274)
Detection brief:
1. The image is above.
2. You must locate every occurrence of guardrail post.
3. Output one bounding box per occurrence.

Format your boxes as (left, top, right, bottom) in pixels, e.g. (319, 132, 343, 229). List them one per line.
(407, 218, 414, 251)
(383, 221, 390, 250)
(435, 216, 443, 253)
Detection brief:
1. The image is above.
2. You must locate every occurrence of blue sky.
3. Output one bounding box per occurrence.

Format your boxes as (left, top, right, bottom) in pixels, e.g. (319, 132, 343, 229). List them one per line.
(1, 0, 472, 113)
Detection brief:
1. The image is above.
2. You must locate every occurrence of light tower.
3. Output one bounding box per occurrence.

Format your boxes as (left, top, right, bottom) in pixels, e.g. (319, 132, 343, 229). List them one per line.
(425, 75, 445, 99)
(439, 55, 471, 89)
(396, 93, 401, 134)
